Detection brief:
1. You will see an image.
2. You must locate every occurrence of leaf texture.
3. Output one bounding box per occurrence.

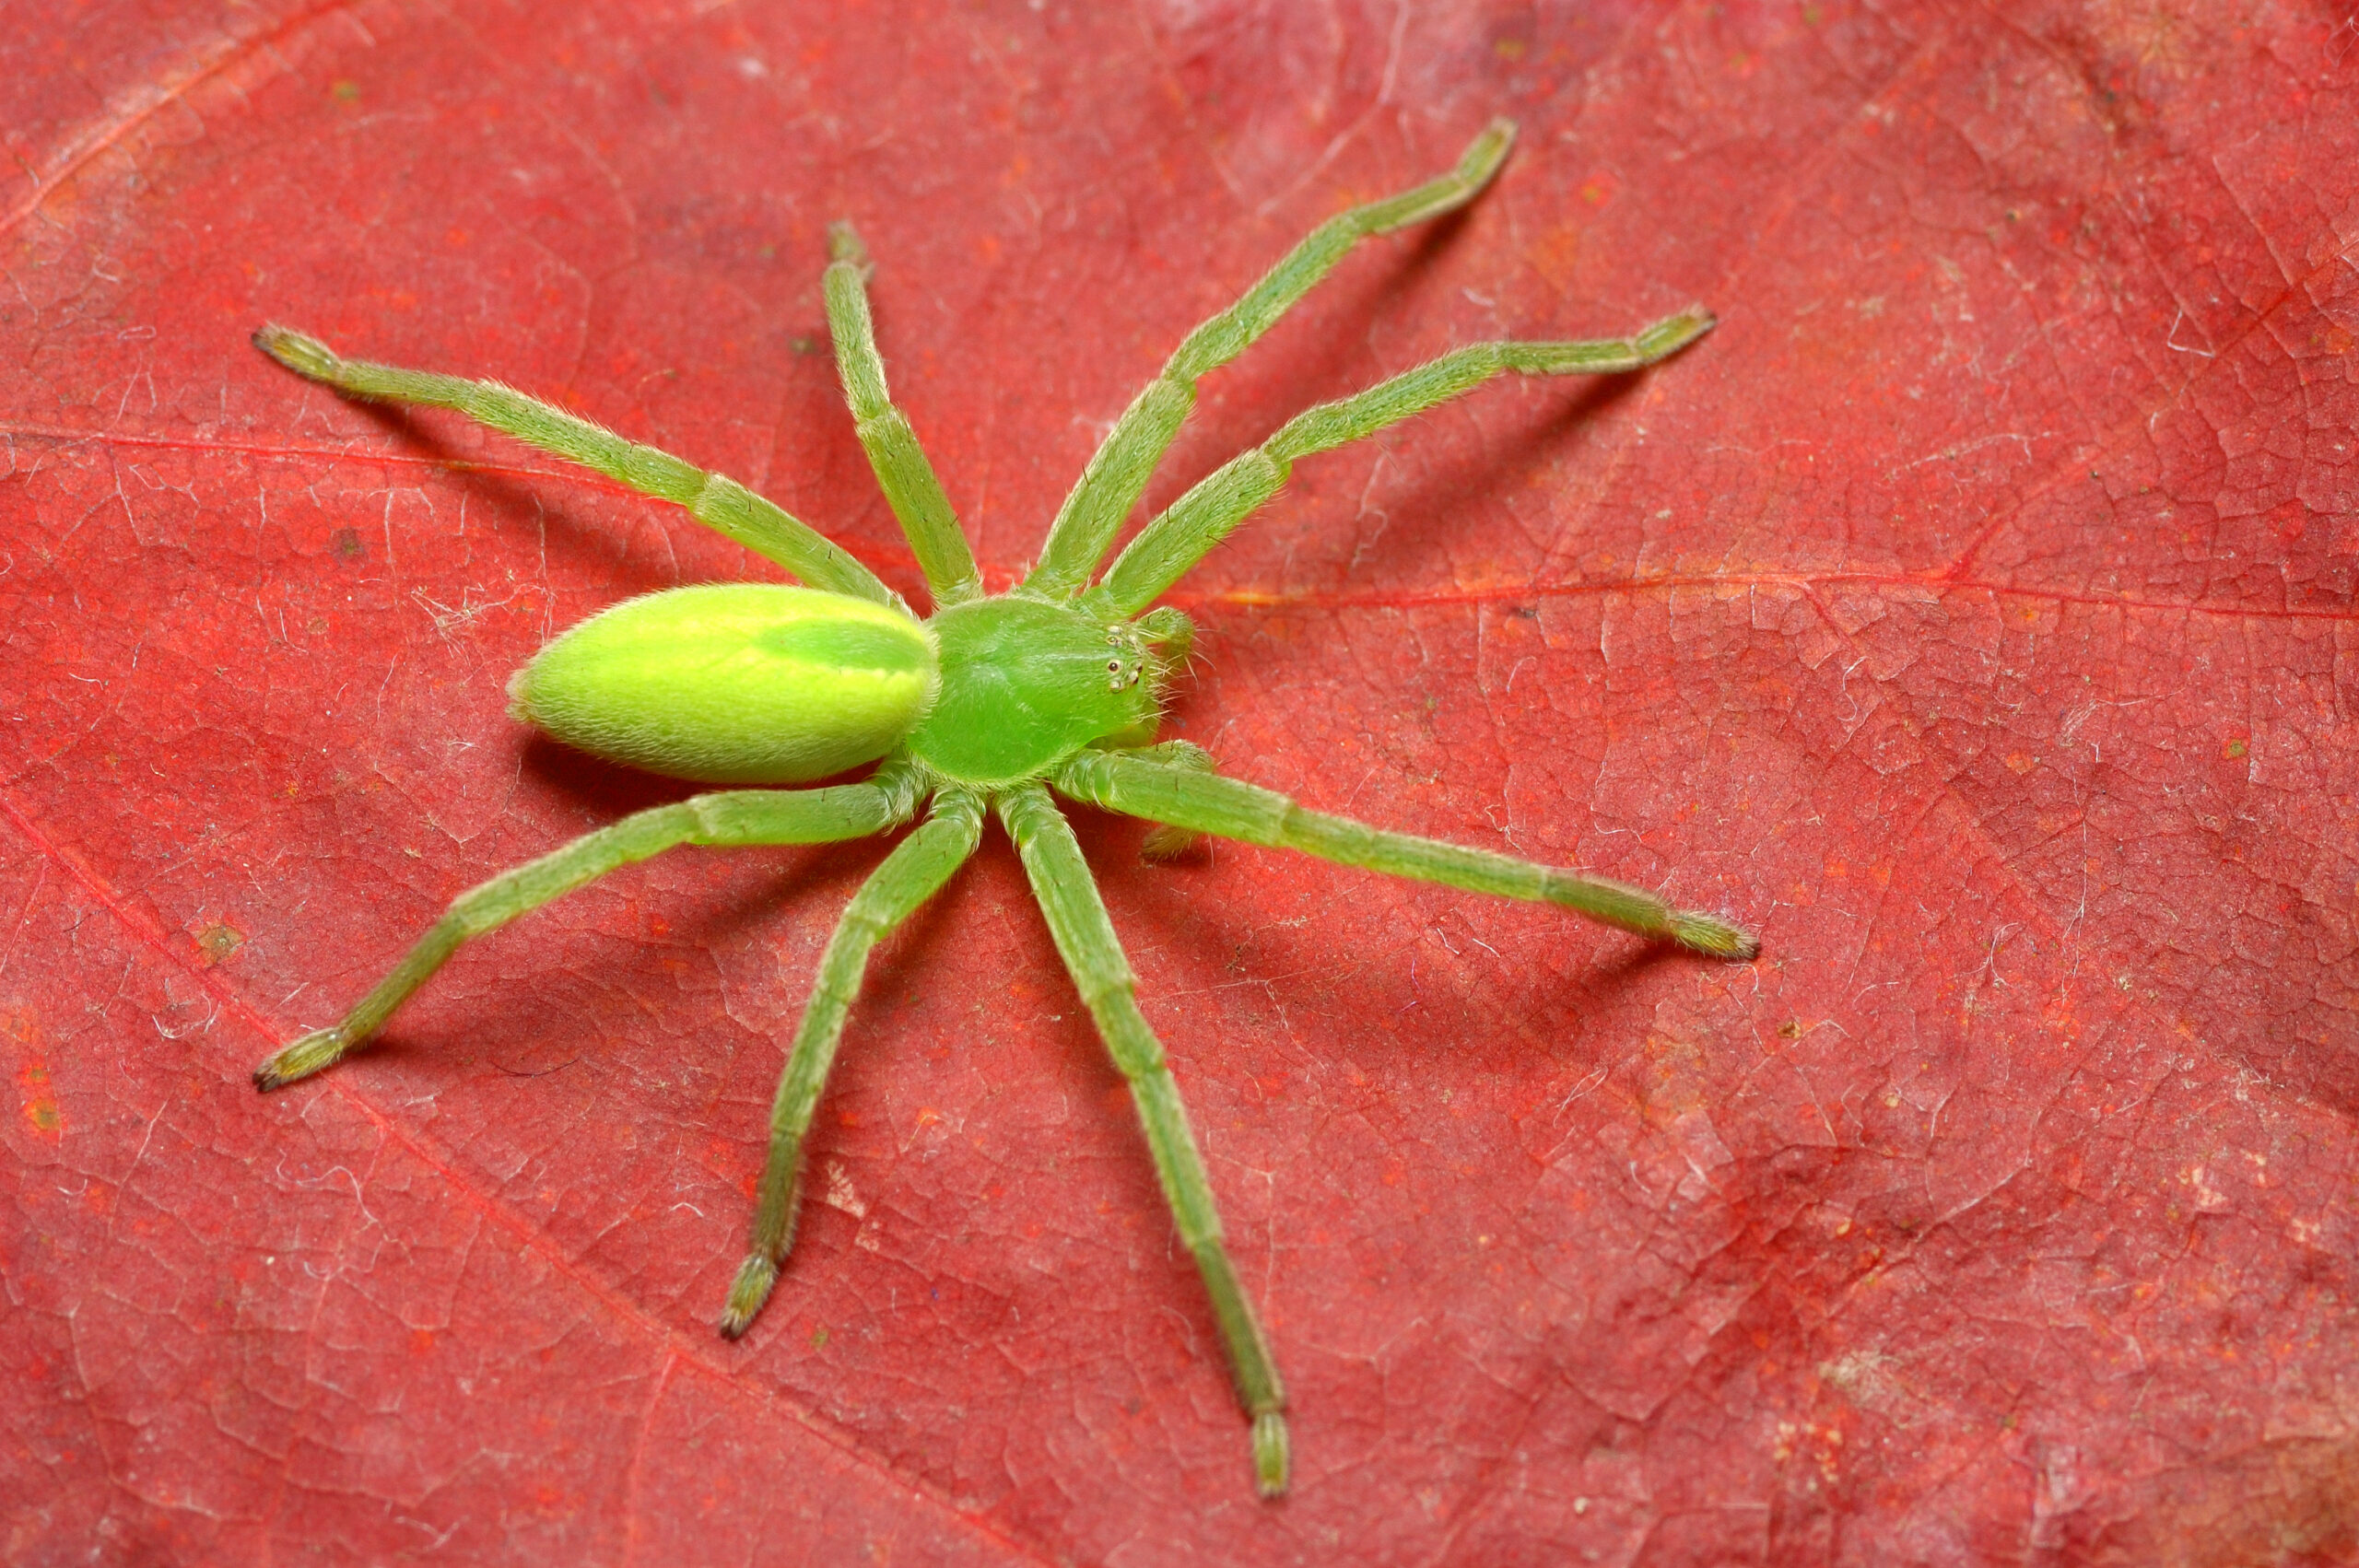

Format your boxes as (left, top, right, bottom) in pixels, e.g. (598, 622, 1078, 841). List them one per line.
(3, 2, 2355, 1562)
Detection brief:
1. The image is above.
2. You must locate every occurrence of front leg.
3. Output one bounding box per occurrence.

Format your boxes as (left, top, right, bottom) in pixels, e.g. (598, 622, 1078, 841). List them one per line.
(1024, 120, 1522, 597)
(1085, 315, 1714, 619)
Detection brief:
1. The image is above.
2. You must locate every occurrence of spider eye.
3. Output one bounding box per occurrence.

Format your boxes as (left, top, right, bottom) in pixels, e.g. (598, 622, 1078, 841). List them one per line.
(1107, 659, 1122, 673)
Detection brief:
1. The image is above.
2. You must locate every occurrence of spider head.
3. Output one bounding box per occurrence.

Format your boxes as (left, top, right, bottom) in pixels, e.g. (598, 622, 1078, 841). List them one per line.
(1092, 605, 1196, 750)
(900, 597, 1196, 785)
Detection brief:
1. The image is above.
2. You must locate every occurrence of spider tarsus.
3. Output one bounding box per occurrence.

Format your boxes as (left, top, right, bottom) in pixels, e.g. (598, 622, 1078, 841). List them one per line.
(252, 1026, 346, 1092)
(1638, 305, 1716, 363)
(1368, 118, 1520, 238)
(1670, 910, 1761, 962)
(825, 220, 872, 273)
(252, 323, 339, 380)
(718, 1254, 780, 1339)
(1252, 1411, 1291, 1499)
(1461, 116, 1518, 181)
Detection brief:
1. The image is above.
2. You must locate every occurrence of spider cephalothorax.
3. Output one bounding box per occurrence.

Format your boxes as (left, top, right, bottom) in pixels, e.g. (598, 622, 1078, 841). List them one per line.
(250, 119, 1755, 1497)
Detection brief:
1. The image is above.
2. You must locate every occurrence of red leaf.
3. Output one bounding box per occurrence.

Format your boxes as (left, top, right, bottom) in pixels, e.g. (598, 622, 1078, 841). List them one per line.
(6, 3, 2355, 1562)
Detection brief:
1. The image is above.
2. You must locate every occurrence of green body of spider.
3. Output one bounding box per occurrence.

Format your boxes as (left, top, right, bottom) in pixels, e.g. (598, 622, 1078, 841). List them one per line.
(250, 119, 1755, 1499)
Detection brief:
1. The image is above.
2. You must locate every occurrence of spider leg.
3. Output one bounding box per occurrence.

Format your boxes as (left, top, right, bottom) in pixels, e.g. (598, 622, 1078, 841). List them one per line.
(721, 786, 985, 1337)
(252, 326, 896, 607)
(252, 762, 928, 1090)
(1053, 748, 1758, 959)
(996, 782, 1291, 1498)
(1023, 119, 1520, 598)
(1087, 311, 1713, 617)
(823, 226, 984, 608)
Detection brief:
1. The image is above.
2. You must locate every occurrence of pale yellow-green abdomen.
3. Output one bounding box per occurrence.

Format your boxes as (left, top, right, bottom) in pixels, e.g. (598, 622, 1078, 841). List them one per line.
(510, 584, 937, 784)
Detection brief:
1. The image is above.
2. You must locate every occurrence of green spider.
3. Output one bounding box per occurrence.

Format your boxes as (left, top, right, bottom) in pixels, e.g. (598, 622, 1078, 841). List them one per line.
(250, 119, 1756, 1498)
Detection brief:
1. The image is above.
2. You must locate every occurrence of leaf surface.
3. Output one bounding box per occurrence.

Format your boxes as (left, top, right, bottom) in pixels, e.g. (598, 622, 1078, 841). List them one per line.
(4, 2, 2355, 1562)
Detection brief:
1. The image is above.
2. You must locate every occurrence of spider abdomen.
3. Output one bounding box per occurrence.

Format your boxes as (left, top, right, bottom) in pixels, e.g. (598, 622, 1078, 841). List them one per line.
(904, 596, 1161, 786)
(510, 583, 938, 784)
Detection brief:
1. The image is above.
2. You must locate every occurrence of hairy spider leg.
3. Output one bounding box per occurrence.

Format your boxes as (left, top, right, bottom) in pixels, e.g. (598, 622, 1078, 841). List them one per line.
(823, 225, 985, 608)
(722, 786, 985, 1336)
(1022, 119, 1520, 599)
(1054, 749, 1759, 959)
(252, 761, 929, 1090)
(250, 325, 897, 607)
(996, 783, 1292, 1497)
(1085, 314, 1714, 619)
